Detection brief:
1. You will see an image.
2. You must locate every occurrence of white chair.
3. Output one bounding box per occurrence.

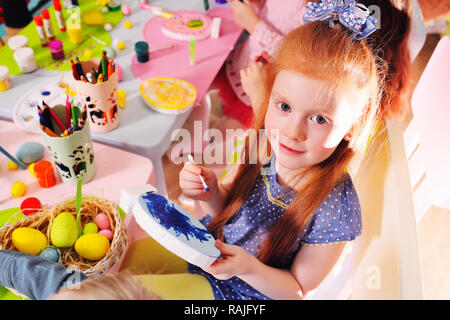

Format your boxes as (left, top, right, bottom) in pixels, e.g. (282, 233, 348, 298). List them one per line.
(403, 36, 450, 222)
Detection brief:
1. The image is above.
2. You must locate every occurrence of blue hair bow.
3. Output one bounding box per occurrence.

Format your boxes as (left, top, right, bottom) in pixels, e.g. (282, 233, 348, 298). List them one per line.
(303, 0, 377, 40)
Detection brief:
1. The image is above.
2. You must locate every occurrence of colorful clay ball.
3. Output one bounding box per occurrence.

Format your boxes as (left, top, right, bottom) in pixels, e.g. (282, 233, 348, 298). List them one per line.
(7, 160, 18, 170)
(39, 247, 61, 263)
(11, 181, 26, 197)
(50, 212, 79, 247)
(83, 222, 99, 235)
(12, 227, 48, 255)
(94, 213, 110, 230)
(15, 142, 45, 164)
(124, 20, 133, 29)
(20, 197, 42, 215)
(122, 4, 130, 16)
(75, 233, 110, 260)
(28, 162, 36, 176)
(98, 229, 113, 241)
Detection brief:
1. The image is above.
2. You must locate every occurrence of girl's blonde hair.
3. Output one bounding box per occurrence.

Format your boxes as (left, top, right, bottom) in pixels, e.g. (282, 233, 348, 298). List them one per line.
(208, 21, 382, 266)
(50, 272, 161, 300)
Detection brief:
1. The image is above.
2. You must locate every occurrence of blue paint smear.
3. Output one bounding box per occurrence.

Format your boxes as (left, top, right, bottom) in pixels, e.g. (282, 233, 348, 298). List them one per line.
(141, 192, 212, 243)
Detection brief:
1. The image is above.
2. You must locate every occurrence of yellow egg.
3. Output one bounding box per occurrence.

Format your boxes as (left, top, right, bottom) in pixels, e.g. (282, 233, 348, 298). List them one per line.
(124, 21, 133, 29)
(50, 212, 79, 248)
(8, 160, 18, 170)
(11, 181, 26, 197)
(12, 227, 48, 255)
(117, 41, 126, 50)
(75, 233, 110, 261)
(28, 162, 36, 176)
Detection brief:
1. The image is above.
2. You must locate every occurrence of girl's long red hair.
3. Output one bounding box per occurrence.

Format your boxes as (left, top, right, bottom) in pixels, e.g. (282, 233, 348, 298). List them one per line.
(208, 22, 382, 266)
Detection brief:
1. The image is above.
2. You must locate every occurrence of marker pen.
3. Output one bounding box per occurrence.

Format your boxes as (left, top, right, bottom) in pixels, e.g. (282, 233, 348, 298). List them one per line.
(53, 0, 66, 31)
(41, 9, 55, 41)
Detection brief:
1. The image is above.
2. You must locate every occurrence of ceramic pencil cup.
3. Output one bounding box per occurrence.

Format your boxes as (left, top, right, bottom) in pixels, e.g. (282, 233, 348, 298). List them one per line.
(74, 59, 120, 133)
(40, 104, 96, 185)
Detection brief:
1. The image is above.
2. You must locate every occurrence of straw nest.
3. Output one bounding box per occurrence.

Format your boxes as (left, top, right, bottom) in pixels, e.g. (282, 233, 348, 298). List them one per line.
(0, 198, 129, 280)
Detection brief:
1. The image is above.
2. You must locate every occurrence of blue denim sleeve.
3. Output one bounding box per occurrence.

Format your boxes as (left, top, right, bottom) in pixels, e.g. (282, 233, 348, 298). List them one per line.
(0, 250, 88, 300)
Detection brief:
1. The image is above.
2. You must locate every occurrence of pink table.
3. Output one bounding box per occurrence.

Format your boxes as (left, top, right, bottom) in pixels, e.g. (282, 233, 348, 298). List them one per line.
(0, 120, 155, 210)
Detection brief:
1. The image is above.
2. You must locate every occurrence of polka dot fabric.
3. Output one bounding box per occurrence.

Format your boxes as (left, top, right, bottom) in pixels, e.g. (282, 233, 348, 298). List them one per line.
(188, 157, 362, 300)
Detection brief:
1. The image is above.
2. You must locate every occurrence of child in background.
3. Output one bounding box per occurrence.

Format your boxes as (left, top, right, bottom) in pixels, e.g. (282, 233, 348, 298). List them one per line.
(211, 0, 306, 135)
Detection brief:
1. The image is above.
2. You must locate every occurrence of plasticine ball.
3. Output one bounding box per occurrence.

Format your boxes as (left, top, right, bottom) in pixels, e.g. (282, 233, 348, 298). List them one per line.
(75, 233, 110, 260)
(104, 23, 112, 31)
(122, 4, 130, 16)
(50, 212, 79, 248)
(124, 20, 133, 29)
(39, 247, 61, 263)
(84, 49, 93, 59)
(20, 197, 42, 215)
(11, 181, 26, 197)
(94, 213, 110, 230)
(117, 41, 126, 50)
(16, 142, 44, 164)
(28, 162, 36, 176)
(83, 222, 99, 235)
(98, 229, 113, 241)
(12, 227, 48, 255)
(8, 160, 18, 170)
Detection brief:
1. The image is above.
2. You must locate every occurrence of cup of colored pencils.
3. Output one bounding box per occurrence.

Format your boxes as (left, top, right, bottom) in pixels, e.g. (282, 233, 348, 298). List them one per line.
(38, 101, 96, 185)
(72, 52, 120, 133)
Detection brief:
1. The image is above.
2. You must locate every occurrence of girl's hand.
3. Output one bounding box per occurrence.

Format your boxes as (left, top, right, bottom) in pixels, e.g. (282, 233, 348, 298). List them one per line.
(241, 60, 266, 110)
(227, 0, 260, 34)
(179, 162, 218, 201)
(203, 240, 256, 280)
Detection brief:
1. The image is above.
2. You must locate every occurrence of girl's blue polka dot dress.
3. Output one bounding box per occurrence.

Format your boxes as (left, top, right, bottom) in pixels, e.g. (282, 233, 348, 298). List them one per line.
(188, 156, 362, 300)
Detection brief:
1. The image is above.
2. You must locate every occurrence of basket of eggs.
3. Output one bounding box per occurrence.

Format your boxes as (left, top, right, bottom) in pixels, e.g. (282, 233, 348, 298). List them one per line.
(0, 197, 129, 282)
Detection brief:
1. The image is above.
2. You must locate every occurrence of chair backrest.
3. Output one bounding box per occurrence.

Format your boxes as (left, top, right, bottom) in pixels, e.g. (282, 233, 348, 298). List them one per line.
(404, 36, 450, 221)
(307, 119, 424, 299)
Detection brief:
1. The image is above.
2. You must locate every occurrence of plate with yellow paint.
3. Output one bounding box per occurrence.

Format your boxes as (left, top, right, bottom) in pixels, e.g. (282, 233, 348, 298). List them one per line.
(12, 73, 79, 133)
(139, 77, 197, 115)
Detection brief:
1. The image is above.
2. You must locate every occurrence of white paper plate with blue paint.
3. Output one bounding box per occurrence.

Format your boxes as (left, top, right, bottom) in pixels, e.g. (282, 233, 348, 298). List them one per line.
(132, 192, 221, 268)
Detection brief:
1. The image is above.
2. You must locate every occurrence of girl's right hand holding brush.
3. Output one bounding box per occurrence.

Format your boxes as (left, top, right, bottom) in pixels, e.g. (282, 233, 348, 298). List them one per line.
(179, 162, 218, 202)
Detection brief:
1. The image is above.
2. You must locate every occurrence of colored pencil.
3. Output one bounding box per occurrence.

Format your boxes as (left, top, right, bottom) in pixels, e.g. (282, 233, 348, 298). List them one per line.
(42, 104, 55, 132)
(70, 60, 79, 80)
(97, 73, 103, 83)
(65, 95, 71, 128)
(0, 146, 26, 169)
(43, 101, 66, 132)
(71, 105, 78, 129)
(40, 124, 58, 137)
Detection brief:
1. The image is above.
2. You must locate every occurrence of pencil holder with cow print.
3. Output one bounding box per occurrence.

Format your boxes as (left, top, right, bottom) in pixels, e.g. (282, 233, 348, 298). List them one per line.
(40, 104, 96, 185)
(74, 58, 120, 133)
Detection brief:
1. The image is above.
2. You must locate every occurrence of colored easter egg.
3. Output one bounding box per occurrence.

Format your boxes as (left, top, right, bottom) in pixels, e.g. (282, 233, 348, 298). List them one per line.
(75, 233, 110, 260)
(11, 181, 26, 197)
(20, 197, 42, 215)
(83, 222, 98, 235)
(12, 227, 48, 255)
(15, 142, 45, 164)
(94, 213, 110, 230)
(98, 229, 113, 241)
(8, 160, 18, 170)
(39, 247, 61, 263)
(28, 162, 36, 176)
(50, 211, 79, 247)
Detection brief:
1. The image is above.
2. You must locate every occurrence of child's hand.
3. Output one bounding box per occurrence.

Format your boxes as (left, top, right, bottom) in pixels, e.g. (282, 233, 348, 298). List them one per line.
(227, 0, 260, 34)
(179, 162, 217, 201)
(241, 60, 266, 110)
(203, 240, 256, 280)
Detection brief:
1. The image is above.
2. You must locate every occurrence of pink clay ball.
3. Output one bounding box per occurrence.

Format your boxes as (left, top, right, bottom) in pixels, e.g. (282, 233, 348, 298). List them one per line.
(99, 229, 113, 241)
(122, 4, 131, 16)
(94, 213, 110, 230)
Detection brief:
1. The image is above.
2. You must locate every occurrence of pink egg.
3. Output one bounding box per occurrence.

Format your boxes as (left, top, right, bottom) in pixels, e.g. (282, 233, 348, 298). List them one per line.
(99, 229, 113, 241)
(94, 213, 110, 230)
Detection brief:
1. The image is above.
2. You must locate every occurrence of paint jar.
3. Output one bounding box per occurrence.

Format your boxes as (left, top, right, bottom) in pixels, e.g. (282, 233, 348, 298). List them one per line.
(0, 65, 13, 91)
(67, 24, 83, 44)
(134, 41, 149, 63)
(7, 35, 28, 52)
(34, 160, 56, 188)
(66, 4, 83, 44)
(74, 59, 120, 132)
(13, 47, 37, 73)
(40, 104, 96, 185)
(49, 40, 65, 60)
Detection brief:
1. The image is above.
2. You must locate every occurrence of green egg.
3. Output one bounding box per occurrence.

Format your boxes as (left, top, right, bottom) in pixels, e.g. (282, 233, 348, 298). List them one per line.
(83, 222, 99, 235)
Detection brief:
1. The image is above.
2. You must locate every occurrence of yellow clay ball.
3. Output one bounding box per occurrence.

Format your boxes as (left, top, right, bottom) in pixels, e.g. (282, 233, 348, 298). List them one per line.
(117, 41, 126, 50)
(8, 160, 18, 170)
(124, 21, 133, 29)
(28, 162, 36, 176)
(11, 181, 26, 198)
